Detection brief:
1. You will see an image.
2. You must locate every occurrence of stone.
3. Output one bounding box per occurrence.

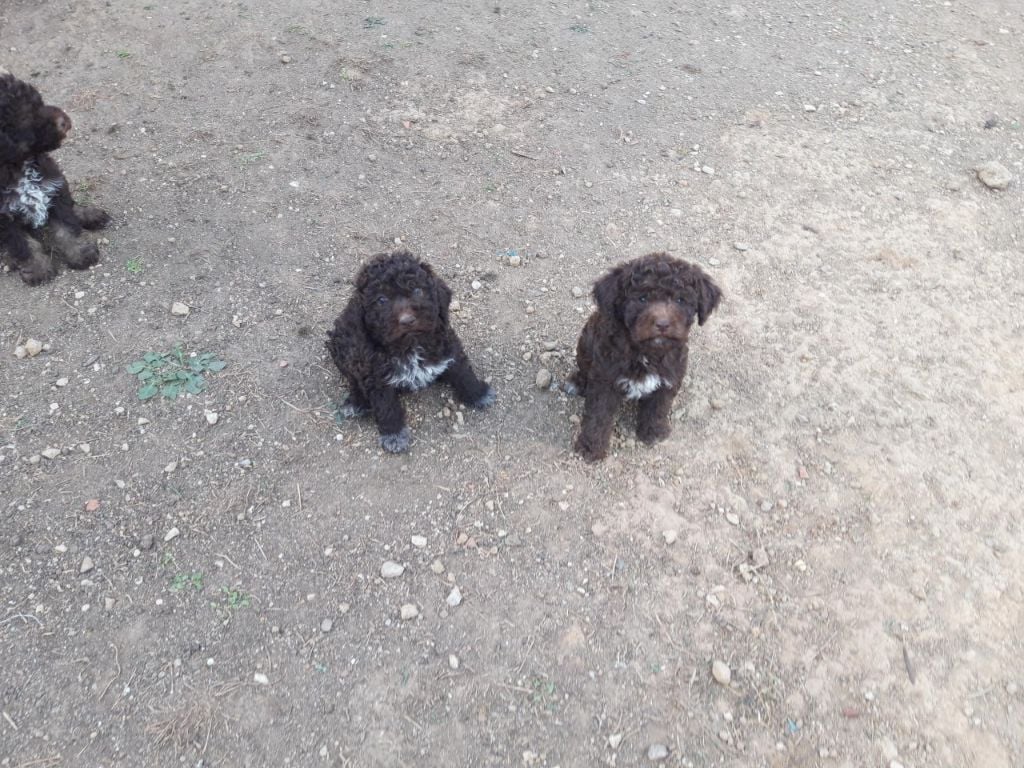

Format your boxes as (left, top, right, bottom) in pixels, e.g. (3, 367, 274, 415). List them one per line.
(508, 254, 522, 267)
(170, 302, 190, 317)
(253, 672, 270, 685)
(411, 535, 427, 548)
(140, 534, 155, 550)
(104, 597, 116, 611)
(448, 654, 460, 669)
(536, 368, 552, 390)
(205, 411, 219, 426)
(712, 659, 732, 685)
(80, 556, 95, 574)
(21, 338, 44, 358)
(646, 743, 669, 761)
(400, 603, 419, 620)
(380, 561, 405, 579)
(55, 377, 69, 387)
(84, 499, 101, 513)
(733, 242, 750, 252)
(608, 733, 623, 749)
(446, 586, 463, 607)
(430, 560, 445, 574)
(320, 618, 333, 633)
(571, 286, 584, 298)
(163, 461, 177, 474)
(164, 527, 180, 542)
(662, 529, 678, 545)
(279, 53, 292, 64)
(41, 447, 60, 460)
(976, 161, 1012, 190)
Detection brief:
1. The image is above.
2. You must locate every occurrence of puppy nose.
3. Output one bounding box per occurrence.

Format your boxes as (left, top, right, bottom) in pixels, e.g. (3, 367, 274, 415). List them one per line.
(57, 113, 72, 135)
(398, 311, 416, 326)
(655, 318, 670, 331)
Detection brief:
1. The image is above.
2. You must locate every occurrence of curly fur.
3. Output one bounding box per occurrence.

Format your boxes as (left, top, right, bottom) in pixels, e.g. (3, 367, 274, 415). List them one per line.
(326, 250, 495, 453)
(566, 252, 721, 461)
(0, 72, 110, 285)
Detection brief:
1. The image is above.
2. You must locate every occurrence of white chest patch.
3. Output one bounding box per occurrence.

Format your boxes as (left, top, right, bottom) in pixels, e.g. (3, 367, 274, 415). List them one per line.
(0, 162, 63, 228)
(388, 350, 453, 391)
(618, 373, 666, 400)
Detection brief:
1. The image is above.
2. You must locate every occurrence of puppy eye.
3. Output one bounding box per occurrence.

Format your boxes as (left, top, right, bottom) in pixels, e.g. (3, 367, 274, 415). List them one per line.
(377, 296, 389, 305)
(412, 287, 424, 297)
(675, 296, 687, 305)
(637, 295, 647, 304)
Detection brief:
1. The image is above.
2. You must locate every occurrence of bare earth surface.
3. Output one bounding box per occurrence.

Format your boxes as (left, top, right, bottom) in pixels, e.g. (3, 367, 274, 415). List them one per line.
(1, 1, 1022, 766)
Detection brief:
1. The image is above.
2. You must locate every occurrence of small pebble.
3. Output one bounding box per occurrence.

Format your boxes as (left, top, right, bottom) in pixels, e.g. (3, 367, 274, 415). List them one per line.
(608, 733, 623, 749)
(733, 242, 750, 252)
(15, 338, 44, 358)
(279, 53, 292, 64)
(446, 586, 463, 607)
(536, 368, 552, 390)
(400, 603, 419, 620)
(381, 561, 405, 579)
(448, 654, 460, 669)
(320, 618, 333, 633)
(662, 529, 678, 545)
(647, 744, 669, 761)
(411, 535, 427, 548)
(80, 556, 95, 574)
(163, 461, 178, 474)
(84, 499, 100, 512)
(449, 300, 461, 313)
(170, 302, 190, 317)
(164, 527, 180, 542)
(41, 447, 60, 460)
(508, 254, 522, 267)
(430, 560, 445, 574)
(976, 161, 1012, 190)
(55, 377, 69, 387)
(471, 280, 482, 291)
(205, 411, 219, 426)
(253, 672, 270, 685)
(571, 286, 584, 298)
(712, 659, 732, 685)
(725, 512, 740, 526)
(104, 597, 116, 611)
(140, 534, 155, 550)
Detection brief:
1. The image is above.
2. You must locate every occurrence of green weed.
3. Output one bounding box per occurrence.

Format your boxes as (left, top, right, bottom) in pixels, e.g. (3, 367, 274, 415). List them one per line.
(126, 346, 227, 401)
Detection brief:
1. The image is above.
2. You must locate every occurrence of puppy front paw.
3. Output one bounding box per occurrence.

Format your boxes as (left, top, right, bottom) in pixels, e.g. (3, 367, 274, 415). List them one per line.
(637, 419, 671, 445)
(574, 434, 608, 462)
(18, 242, 57, 286)
(469, 386, 496, 410)
(61, 237, 100, 270)
(380, 427, 411, 454)
(75, 206, 111, 230)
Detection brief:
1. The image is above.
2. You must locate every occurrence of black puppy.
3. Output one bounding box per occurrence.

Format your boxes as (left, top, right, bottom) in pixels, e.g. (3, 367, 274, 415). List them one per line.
(326, 250, 495, 453)
(0, 71, 110, 284)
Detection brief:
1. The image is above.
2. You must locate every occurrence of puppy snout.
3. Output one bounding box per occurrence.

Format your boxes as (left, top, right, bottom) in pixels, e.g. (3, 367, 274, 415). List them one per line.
(655, 318, 671, 332)
(398, 310, 416, 326)
(56, 112, 72, 136)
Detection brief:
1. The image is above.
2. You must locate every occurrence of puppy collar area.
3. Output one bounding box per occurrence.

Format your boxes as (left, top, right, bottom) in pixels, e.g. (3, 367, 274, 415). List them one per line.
(0, 161, 63, 228)
(387, 349, 454, 391)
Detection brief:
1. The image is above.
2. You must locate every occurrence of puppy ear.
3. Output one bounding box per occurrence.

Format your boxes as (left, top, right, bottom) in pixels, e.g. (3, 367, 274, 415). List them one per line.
(696, 274, 722, 326)
(434, 275, 452, 325)
(592, 266, 623, 320)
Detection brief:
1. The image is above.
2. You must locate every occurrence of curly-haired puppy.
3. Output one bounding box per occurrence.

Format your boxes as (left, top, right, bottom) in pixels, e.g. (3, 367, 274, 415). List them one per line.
(326, 250, 496, 453)
(0, 71, 110, 285)
(566, 252, 721, 461)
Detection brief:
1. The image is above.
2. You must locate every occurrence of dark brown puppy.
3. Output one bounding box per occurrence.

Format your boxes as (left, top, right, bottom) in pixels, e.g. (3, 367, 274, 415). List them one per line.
(0, 71, 110, 285)
(326, 250, 495, 453)
(566, 252, 721, 461)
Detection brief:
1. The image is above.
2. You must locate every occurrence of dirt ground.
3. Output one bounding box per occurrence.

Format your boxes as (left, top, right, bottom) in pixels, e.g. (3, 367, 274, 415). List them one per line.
(2, 0, 1022, 765)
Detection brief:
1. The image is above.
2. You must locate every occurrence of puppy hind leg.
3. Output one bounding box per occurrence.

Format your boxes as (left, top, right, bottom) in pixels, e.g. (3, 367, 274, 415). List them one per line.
(442, 357, 495, 409)
(337, 386, 370, 419)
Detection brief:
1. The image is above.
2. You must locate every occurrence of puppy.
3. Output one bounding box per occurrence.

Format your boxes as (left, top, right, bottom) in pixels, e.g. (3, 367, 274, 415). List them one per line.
(566, 252, 721, 461)
(326, 250, 495, 453)
(0, 71, 110, 285)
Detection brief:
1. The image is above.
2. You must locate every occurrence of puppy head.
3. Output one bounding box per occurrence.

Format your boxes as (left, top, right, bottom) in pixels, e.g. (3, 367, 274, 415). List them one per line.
(355, 250, 451, 346)
(0, 74, 72, 171)
(593, 252, 721, 348)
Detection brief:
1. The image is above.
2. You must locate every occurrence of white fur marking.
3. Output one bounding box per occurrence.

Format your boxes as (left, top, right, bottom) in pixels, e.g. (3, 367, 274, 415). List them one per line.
(618, 373, 666, 400)
(0, 162, 63, 228)
(388, 350, 453, 391)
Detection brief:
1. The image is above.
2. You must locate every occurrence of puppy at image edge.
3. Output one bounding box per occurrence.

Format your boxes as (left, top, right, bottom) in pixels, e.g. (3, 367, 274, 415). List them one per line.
(566, 252, 721, 462)
(326, 250, 495, 454)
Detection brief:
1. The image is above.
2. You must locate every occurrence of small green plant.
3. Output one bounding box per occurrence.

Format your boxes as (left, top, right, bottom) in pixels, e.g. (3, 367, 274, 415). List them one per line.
(570, 23, 590, 33)
(221, 587, 251, 609)
(116, 50, 133, 59)
(74, 180, 96, 206)
(363, 16, 385, 28)
(126, 346, 227, 401)
(239, 150, 266, 167)
(170, 572, 204, 592)
(125, 257, 144, 274)
(529, 677, 559, 710)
